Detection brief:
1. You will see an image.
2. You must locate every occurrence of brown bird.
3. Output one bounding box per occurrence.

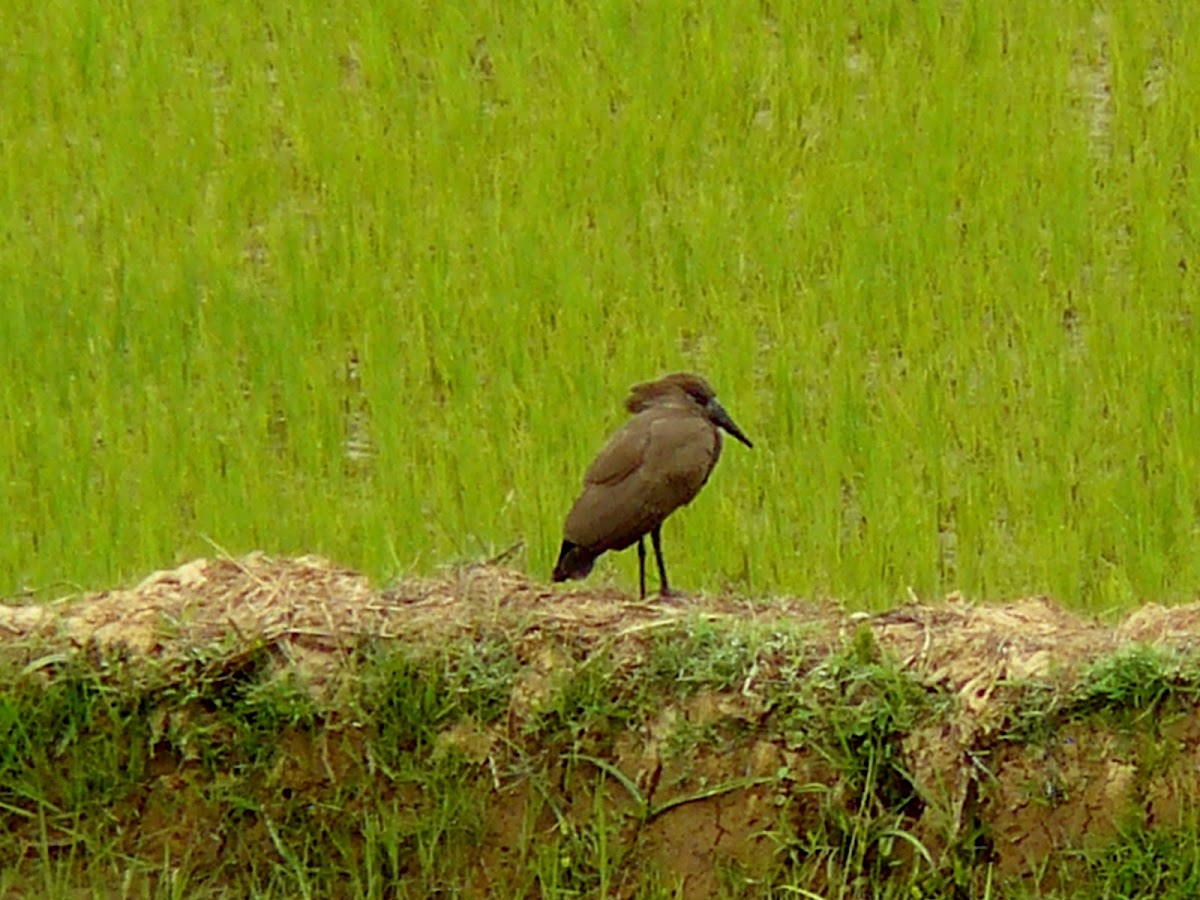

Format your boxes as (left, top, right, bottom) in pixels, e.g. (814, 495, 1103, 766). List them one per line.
(552, 373, 753, 599)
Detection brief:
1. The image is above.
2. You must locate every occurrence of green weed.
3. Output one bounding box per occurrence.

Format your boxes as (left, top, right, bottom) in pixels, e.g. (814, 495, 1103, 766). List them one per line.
(1072, 646, 1200, 725)
(1085, 815, 1200, 900)
(1008, 645, 1200, 743)
(770, 631, 942, 896)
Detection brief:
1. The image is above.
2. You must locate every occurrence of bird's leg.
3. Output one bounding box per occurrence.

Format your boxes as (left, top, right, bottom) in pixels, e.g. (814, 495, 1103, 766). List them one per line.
(637, 535, 647, 600)
(650, 525, 675, 597)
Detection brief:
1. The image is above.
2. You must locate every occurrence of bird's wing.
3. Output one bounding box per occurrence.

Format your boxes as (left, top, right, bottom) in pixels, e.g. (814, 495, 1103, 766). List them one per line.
(581, 416, 651, 487)
(564, 478, 662, 552)
(562, 414, 656, 552)
(562, 410, 719, 553)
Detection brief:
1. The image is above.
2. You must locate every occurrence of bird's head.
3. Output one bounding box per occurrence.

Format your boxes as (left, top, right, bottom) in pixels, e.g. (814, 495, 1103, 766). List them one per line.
(625, 373, 754, 448)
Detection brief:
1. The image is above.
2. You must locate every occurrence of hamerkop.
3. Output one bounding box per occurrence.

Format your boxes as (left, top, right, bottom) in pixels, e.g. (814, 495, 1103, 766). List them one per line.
(552, 373, 753, 599)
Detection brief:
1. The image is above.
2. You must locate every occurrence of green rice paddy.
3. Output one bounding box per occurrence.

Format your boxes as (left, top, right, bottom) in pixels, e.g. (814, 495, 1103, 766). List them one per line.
(3, 1, 1199, 608)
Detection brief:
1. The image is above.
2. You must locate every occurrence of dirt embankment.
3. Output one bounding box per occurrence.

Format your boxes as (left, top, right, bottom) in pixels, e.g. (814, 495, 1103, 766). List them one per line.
(3, 555, 1200, 895)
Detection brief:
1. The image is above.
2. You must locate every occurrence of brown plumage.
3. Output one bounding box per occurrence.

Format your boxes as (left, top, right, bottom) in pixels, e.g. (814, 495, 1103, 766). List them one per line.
(552, 373, 753, 599)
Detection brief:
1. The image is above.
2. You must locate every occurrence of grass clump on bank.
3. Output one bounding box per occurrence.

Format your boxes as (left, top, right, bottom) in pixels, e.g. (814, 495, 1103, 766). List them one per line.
(6, 586, 1200, 898)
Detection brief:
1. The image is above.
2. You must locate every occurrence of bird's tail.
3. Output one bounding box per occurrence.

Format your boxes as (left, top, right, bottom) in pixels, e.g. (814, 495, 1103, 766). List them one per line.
(552, 541, 599, 582)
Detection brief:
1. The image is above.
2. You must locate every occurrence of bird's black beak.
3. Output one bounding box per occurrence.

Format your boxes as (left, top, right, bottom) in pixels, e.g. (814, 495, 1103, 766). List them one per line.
(707, 399, 753, 448)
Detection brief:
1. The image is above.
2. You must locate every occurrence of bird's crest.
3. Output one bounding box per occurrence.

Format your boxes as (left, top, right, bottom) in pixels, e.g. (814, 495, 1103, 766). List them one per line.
(624, 372, 716, 414)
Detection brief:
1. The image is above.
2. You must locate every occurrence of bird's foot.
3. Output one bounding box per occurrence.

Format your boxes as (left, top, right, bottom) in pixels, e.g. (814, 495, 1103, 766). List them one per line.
(656, 588, 689, 606)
